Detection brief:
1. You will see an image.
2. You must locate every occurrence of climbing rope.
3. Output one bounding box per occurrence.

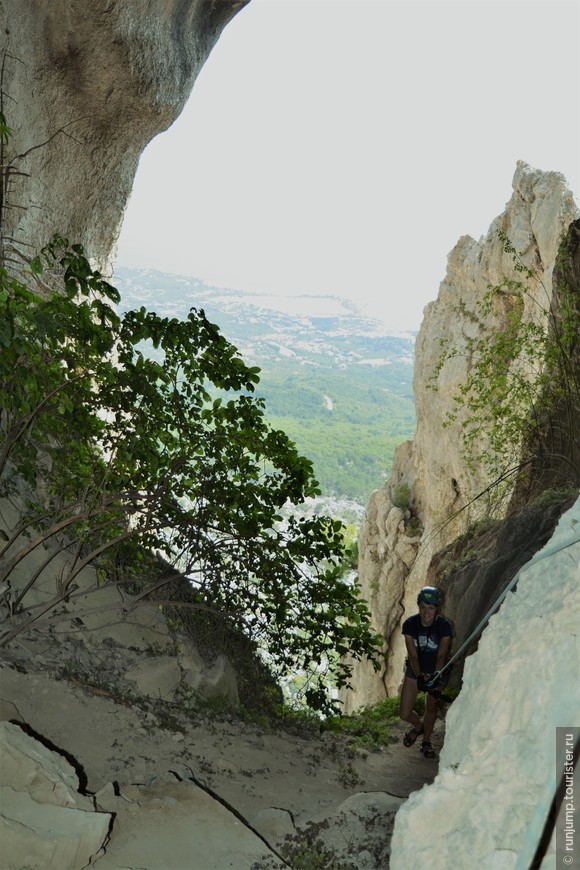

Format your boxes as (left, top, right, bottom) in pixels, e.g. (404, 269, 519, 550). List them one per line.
(421, 515, 579, 868)
(426, 529, 580, 689)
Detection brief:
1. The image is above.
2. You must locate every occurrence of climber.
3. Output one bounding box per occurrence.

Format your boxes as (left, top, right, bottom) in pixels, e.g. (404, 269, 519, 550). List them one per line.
(399, 585, 453, 759)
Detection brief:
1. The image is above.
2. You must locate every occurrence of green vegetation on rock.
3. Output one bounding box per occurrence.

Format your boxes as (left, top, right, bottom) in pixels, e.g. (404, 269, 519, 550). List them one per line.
(431, 228, 580, 508)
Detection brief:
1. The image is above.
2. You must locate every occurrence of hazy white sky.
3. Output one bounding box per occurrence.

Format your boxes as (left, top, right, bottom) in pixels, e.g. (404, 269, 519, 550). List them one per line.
(116, 0, 580, 331)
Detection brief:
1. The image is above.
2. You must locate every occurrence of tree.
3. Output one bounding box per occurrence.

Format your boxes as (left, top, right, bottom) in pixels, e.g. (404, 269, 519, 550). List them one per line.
(0, 238, 381, 711)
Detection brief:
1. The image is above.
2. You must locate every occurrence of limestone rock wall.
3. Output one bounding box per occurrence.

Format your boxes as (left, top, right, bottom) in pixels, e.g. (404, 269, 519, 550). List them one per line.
(0, 0, 248, 270)
(345, 162, 579, 708)
(0, 721, 111, 870)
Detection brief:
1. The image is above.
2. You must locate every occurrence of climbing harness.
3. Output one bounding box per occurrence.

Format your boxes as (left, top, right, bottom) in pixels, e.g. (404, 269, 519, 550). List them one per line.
(411, 613, 454, 701)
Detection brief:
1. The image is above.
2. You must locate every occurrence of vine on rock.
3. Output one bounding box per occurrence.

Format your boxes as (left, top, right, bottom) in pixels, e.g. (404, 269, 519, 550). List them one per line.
(431, 228, 580, 513)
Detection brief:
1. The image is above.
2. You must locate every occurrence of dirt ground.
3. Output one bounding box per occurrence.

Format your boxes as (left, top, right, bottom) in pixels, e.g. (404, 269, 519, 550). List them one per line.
(0, 660, 442, 831)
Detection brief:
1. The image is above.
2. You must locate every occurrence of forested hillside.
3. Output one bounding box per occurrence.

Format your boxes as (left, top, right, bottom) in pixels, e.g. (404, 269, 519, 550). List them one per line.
(115, 267, 416, 502)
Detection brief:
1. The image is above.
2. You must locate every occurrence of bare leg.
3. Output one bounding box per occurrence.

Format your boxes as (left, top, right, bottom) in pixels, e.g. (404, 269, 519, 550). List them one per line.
(422, 692, 438, 742)
(399, 676, 422, 732)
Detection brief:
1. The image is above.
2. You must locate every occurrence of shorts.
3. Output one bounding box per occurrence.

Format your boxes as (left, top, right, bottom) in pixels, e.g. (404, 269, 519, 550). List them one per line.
(404, 659, 451, 685)
(404, 659, 436, 680)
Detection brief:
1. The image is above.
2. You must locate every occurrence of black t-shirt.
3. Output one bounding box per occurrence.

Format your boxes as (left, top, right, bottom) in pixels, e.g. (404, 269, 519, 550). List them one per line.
(402, 613, 453, 673)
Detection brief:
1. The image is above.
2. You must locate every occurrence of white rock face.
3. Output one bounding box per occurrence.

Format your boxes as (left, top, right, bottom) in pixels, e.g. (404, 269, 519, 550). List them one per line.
(178, 637, 240, 704)
(305, 792, 404, 870)
(390, 496, 580, 869)
(345, 163, 579, 707)
(92, 774, 287, 869)
(0, 721, 111, 870)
